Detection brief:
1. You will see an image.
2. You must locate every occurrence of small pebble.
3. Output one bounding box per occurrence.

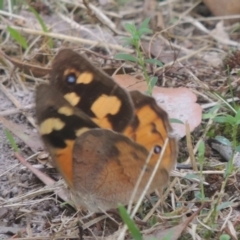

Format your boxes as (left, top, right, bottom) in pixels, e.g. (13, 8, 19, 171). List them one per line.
(11, 186, 18, 195)
(50, 206, 59, 216)
(1, 189, 9, 198)
(36, 224, 44, 233)
(20, 173, 28, 182)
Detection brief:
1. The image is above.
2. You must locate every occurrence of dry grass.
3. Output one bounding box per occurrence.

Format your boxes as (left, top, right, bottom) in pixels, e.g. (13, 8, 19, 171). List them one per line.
(0, 0, 240, 239)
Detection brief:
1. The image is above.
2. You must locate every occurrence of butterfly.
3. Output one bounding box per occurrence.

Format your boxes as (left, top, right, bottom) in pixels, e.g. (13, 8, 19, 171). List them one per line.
(35, 49, 177, 213)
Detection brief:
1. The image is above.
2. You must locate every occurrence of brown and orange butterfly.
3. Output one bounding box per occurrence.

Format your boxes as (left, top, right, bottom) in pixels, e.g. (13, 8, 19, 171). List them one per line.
(35, 49, 177, 212)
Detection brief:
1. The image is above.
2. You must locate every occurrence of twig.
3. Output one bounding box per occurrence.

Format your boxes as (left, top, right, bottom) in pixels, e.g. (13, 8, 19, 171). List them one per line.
(14, 152, 73, 206)
(0, 24, 133, 53)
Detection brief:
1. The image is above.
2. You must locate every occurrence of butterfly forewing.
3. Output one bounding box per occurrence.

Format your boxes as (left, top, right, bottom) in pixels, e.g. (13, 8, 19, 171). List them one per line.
(50, 49, 134, 132)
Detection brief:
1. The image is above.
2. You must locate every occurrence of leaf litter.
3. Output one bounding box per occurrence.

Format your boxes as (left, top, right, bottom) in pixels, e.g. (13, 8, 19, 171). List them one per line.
(0, 0, 240, 239)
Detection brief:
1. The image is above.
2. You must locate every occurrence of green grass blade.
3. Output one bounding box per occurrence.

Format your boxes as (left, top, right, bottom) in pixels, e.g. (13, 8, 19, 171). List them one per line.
(118, 205, 142, 240)
(29, 6, 47, 32)
(29, 6, 53, 48)
(149, 76, 158, 90)
(7, 26, 28, 49)
(115, 53, 138, 62)
(4, 129, 19, 152)
(216, 201, 233, 211)
(0, 0, 4, 10)
(214, 92, 236, 114)
(145, 58, 163, 67)
(219, 234, 231, 240)
(139, 17, 151, 30)
(170, 118, 184, 124)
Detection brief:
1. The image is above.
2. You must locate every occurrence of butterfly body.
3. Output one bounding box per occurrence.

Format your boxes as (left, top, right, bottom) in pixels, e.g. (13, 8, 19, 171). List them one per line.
(36, 49, 177, 212)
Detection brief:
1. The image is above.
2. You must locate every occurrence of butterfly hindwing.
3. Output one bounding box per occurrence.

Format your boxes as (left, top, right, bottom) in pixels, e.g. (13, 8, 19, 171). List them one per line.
(71, 128, 170, 212)
(124, 90, 177, 173)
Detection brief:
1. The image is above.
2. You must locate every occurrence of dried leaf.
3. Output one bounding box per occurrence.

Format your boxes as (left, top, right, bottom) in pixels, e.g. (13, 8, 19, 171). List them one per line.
(143, 204, 205, 240)
(203, 0, 240, 24)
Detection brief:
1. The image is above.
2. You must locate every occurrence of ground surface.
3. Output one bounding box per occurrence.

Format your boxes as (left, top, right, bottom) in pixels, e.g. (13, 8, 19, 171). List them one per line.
(0, 0, 240, 239)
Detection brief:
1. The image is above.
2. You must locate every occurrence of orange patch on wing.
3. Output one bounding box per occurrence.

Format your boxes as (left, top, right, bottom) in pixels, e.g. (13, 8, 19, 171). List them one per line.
(58, 106, 73, 116)
(40, 118, 65, 135)
(92, 117, 112, 129)
(54, 140, 74, 188)
(91, 95, 121, 119)
(75, 127, 90, 137)
(64, 92, 81, 106)
(122, 104, 174, 170)
(124, 105, 168, 151)
(77, 72, 93, 84)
